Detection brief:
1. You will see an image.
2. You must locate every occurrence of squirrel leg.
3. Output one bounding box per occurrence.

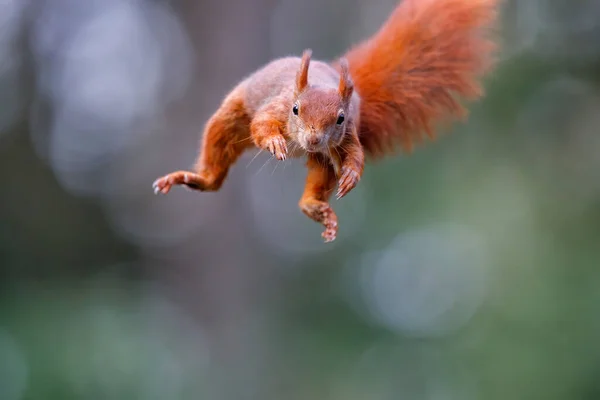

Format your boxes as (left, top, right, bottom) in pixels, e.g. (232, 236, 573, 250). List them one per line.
(153, 93, 252, 195)
(298, 154, 339, 243)
(250, 100, 289, 160)
(335, 123, 365, 199)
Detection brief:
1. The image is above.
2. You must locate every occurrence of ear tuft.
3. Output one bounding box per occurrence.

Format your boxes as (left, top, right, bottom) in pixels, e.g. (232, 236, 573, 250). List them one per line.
(338, 58, 354, 102)
(295, 49, 312, 94)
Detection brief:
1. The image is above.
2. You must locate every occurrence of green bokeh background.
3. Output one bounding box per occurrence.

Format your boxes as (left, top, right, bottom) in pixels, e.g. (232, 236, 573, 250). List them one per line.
(1, 0, 600, 398)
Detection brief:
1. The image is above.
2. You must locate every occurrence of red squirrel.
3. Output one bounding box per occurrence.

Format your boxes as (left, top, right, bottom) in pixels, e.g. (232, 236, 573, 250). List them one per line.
(152, 0, 499, 243)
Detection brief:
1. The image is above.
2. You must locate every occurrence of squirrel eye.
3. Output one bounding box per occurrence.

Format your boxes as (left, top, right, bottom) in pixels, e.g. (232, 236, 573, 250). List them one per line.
(336, 112, 345, 125)
(292, 104, 299, 115)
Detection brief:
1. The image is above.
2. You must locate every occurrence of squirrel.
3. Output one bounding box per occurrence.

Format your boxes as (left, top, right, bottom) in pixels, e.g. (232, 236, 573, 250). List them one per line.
(152, 0, 499, 243)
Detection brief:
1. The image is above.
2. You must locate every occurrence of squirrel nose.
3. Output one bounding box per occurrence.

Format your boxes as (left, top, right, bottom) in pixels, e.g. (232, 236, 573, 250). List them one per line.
(306, 135, 321, 146)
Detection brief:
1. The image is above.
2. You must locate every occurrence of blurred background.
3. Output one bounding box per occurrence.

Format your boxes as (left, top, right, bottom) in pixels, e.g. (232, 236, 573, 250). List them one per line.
(1, 0, 600, 398)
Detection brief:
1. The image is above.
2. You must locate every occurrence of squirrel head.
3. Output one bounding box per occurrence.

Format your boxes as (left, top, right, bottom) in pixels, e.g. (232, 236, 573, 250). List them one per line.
(288, 49, 354, 153)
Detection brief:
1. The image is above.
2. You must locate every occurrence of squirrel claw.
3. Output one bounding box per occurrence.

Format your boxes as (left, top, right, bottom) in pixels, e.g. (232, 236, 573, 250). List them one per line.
(265, 136, 288, 160)
(336, 166, 360, 199)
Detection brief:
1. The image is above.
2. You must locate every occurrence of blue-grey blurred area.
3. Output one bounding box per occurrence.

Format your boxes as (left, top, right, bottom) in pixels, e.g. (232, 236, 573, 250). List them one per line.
(1, 0, 600, 398)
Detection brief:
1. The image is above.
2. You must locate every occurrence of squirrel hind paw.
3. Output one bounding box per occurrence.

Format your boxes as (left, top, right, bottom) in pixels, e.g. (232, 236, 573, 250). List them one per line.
(322, 227, 337, 243)
(152, 175, 173, 195)
(152, 171, 206, 195)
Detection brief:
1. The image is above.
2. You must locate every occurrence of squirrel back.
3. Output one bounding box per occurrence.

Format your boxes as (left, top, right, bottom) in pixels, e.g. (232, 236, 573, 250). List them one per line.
(337, 0, 499, 158)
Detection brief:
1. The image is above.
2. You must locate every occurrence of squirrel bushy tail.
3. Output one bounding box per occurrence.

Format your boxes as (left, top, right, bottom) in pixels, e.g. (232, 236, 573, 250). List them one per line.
(339, 0, 499, 158)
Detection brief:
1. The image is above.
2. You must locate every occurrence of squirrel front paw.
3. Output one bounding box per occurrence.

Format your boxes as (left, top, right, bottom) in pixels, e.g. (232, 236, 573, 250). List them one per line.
(263, 135, 288, 160)
(336, 166, 360, 199)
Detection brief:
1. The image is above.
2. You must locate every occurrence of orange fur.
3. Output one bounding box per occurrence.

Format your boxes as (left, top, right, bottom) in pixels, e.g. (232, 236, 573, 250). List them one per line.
(299, 153, 339, 242)
(339, 0, 499, 157)
(152, 0, 500, 243)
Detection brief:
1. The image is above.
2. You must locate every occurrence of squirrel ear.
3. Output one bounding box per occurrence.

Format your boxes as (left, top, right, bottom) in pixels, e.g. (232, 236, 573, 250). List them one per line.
(295, 49, 312, 94)
(338, 58, 354, 102)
